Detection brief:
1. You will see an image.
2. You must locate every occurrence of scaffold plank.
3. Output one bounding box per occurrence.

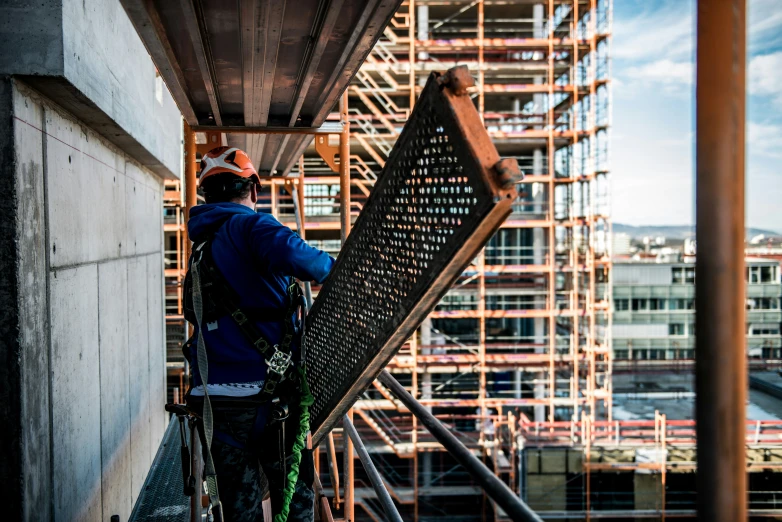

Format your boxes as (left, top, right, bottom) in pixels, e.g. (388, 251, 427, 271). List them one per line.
(304, 66, 520, 444)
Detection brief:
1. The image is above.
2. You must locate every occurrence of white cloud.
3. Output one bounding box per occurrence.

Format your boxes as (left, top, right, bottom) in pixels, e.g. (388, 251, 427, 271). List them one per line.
(749, 0, 782, 52)
(613, 2, 694, 61)
(748, 122, 782, 158)
(610, 0, 782, 230)
(623, 59, 694, 88)
(749, 52, 782, 108)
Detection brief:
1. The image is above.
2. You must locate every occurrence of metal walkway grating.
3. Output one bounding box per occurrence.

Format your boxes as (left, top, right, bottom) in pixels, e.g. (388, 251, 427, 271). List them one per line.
(305, 67, 520, 444)
(129, 417, 189, 522)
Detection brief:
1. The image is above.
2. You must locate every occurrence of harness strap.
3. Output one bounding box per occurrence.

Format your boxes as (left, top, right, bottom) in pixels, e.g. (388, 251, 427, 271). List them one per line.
(187, 235, 307, 522)
(191, 248, 224, 521)
(196, 238, 303, 401)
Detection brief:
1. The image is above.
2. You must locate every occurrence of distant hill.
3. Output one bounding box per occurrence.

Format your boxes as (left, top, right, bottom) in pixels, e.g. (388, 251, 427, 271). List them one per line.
(613, 224, 781, 240)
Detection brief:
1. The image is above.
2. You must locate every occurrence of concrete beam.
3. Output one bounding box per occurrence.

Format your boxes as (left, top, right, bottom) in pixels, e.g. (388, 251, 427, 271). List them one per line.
(0, 0, 182, 179)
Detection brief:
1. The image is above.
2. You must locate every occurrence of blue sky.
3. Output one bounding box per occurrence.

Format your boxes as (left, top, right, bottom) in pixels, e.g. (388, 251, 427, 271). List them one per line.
(611, 0, 782, 231)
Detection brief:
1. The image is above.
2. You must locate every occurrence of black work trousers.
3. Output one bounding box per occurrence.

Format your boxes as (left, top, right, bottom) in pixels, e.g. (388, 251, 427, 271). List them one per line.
(209, 405, 315, 522)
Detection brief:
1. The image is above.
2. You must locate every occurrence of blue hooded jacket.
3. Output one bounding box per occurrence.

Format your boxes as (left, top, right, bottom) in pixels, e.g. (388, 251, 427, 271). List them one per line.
(187, 202, 334, 388)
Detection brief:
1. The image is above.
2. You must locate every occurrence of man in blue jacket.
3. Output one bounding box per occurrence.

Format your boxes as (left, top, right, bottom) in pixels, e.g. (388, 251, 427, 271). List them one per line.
(185, 146, 334, 521)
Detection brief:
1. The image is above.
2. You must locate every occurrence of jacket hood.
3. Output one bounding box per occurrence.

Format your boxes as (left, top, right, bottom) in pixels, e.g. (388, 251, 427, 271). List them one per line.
(188, 202, 257, 241)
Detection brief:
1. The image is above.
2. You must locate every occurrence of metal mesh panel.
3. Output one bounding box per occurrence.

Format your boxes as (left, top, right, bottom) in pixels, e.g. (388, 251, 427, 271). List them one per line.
(305, 68, 519, 444)
(129, 418, 189, 522)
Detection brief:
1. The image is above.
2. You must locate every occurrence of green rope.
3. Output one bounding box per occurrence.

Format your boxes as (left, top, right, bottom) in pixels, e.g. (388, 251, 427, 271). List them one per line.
(275, 366, 315, 522)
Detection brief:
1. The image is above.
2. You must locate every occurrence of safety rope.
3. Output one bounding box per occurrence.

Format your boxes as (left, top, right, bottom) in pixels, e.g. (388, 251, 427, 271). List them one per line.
(275, 366, 315, 522)
(191, 247, 223, 518)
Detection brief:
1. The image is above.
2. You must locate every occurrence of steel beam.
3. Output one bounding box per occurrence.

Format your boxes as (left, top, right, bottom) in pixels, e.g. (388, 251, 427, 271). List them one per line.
(192, 123, 344, 135)
(179, 0, 223, 125)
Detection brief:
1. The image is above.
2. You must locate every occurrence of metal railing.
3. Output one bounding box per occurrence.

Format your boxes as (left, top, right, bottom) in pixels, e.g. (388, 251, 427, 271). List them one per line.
(343, 415, 404, 522)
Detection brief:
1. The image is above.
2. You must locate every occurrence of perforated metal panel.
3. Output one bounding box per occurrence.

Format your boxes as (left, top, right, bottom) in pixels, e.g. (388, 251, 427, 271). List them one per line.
(305, 67, 520, 444)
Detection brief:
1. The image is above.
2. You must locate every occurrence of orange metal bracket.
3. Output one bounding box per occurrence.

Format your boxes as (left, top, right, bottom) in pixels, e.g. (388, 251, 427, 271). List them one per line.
(315, 135, 340, 173)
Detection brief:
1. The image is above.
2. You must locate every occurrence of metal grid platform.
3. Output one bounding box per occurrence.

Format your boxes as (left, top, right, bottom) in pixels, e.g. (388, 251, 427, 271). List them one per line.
(305, 67, 520, 444)
(129, 417, 189, 522)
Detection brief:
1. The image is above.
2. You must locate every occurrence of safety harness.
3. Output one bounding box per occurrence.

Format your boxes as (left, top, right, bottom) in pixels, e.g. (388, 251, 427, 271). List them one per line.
(168, 234, 310, 522)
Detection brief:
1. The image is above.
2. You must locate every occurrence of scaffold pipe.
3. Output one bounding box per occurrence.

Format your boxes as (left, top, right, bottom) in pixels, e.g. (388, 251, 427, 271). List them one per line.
(343, 415, 404, 522)
(695, 0, 747, 521)
(378, 370, 543, 522)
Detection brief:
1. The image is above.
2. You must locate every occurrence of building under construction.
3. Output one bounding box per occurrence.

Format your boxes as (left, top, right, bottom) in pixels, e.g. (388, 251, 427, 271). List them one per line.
(158, 2, 782, 520)
(1, 0, 775, 521)
(163, 0, 613, 518)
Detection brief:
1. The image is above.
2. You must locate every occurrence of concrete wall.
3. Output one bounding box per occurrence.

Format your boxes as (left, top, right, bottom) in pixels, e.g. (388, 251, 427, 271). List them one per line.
(1, 79, 167, 521)
(0, 1, 179, 518)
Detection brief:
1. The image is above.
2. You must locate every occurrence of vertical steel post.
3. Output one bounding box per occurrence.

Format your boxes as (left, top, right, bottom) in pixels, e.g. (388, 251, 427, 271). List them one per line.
(297, 156, 313, 308)
(695, 1, 747, 521)
(477, 0, 485, 119)
(412, 330, 420, 522)
(327, 432, 342, 508)
(271, 180, 279, 219)
(546, 0, 556, 423)
(339, 92, 351, 244)
(298, 157, 307, 239)
(184, 122, 197, 261)
(409, 0, 416, 110)
(339, 89, 355, 522)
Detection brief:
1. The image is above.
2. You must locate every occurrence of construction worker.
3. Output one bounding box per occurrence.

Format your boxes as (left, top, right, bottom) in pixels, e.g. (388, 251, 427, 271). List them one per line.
(183, 146, 334, 521)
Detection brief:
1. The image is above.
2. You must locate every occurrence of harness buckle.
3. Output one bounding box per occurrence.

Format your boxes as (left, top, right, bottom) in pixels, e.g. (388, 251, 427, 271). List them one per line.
(254, 338, 270, 353)
(231, 309, 248, 325)
(265, 347, 292, 376)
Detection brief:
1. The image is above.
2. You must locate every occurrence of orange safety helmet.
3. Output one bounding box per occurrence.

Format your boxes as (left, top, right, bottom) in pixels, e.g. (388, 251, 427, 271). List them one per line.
(198, 146, 261, 187)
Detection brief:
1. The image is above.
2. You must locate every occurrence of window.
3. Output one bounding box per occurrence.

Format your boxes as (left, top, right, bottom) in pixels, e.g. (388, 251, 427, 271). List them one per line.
(649, 349, 666, 360)
(748, 266, 760, 284)
(669, 299, 694, 311)
(614, 350, 629, 360)
(669, 323, 685, 336)
(672, 267, 695, 284)
(615, 299, 629, 311)
(752, 327, 781, 336)
(632, 298, 649, 311)
(633, 349, 648, 360)
(650, 298, 667, 310)
(747, 298, 780, 310)
(760, 266, 778, 283)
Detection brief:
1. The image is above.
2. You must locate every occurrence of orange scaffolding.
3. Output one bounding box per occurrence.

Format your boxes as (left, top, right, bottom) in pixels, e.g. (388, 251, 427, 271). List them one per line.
(162, 0, 614, 518)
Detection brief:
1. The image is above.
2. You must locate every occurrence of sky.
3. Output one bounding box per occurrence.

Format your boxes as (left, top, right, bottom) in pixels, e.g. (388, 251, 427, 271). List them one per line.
(611, 0, 782, 232)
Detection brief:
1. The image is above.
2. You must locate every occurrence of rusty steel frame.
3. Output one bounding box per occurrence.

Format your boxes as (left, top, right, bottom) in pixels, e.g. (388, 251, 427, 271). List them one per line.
(694, 0, 747, 521)
(306, 66, 520, 444)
